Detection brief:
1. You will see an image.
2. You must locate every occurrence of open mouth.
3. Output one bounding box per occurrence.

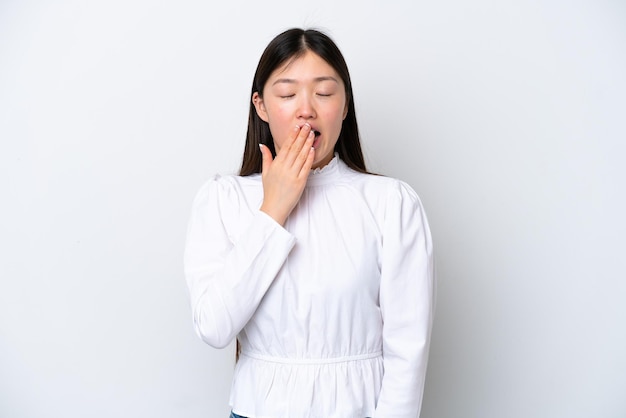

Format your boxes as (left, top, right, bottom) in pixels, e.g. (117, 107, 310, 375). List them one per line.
(312, 130, 321, 148)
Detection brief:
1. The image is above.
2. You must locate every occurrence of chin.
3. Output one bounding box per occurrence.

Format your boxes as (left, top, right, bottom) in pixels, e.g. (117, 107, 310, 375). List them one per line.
(313, 150, 333, 168)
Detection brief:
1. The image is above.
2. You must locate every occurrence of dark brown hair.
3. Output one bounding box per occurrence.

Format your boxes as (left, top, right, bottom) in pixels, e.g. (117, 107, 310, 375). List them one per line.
(239, 28, 368, 175)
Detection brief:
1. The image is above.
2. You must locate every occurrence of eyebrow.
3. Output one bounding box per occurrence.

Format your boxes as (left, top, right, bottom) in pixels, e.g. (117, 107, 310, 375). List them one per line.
(271, 76, 339, 86)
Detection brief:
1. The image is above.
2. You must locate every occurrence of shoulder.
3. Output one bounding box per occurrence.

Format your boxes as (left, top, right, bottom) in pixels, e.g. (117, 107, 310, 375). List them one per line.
(192, 173, 262, 206)
(339, 163, 422, 207)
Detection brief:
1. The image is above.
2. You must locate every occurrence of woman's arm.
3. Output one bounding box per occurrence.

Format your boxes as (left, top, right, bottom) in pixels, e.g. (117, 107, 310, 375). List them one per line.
(184, 178, 296, 348)
(184, 125, 315, 349)
(374, 181, 436, 417)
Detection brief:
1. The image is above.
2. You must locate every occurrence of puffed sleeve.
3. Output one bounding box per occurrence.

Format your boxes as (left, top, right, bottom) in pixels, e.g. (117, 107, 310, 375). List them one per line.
(374, 181, 435, 417)
(183, 177, 296, 348)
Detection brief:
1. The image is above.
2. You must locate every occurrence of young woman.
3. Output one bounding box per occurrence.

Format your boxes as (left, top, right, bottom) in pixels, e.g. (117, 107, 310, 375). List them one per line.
(184, 28, 435, 418)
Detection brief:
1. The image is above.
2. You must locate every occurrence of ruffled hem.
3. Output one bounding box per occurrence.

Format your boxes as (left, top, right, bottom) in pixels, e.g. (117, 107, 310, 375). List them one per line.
(229, 352, 383, 418)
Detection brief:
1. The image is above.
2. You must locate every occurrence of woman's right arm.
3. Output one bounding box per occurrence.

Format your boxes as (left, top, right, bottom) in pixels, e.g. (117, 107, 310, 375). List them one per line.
(183, 178, 296, 348)
(185, 124, 315, 348)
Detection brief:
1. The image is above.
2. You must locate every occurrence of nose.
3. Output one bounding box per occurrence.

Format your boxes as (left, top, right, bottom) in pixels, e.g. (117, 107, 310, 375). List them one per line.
(296, 94, 316, 121)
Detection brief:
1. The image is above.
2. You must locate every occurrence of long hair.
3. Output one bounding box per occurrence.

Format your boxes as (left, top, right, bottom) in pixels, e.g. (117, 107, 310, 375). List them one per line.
(239, 28, 368, 175)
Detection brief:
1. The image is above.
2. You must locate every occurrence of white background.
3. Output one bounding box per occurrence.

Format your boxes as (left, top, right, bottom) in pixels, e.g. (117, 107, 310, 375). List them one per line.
(1, 0, 625, 417)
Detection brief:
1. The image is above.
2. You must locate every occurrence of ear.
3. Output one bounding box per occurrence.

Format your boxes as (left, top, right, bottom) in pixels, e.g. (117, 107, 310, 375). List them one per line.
(252, 92, 269, 123)
(342, 99, 349, 120)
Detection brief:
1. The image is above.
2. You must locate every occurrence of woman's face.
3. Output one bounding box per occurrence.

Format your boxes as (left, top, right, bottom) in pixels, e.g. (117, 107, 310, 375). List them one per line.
(253, 50, 348, 170)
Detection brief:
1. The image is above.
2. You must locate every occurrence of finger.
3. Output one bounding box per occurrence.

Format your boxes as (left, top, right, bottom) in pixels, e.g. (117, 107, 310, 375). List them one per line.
(259, 143, 273, 174)
(274, 125, 301, 161)
(295, 129, 315, 167)
(285, 123, 312, 165)
(298, 146, 316, 178)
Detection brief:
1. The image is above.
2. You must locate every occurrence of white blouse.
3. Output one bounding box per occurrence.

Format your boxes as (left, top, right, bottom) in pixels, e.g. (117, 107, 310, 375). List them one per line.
(184, 156, 435, 418)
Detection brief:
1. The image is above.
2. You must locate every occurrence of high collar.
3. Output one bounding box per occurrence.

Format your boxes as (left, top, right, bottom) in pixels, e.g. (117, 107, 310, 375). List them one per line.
(306, 153, 343, 186)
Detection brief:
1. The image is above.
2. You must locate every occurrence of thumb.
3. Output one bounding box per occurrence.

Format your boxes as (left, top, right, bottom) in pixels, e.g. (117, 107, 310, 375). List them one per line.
(259, 143, 273, 173)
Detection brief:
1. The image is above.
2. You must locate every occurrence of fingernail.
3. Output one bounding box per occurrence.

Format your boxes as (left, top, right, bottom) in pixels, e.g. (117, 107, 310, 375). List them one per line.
(303, 123, 311, 131)
(259, 144, 264, 151)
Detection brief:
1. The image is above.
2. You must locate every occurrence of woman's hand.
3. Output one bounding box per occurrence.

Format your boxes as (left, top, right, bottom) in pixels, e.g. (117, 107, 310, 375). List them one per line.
(259, 123, 316, 226)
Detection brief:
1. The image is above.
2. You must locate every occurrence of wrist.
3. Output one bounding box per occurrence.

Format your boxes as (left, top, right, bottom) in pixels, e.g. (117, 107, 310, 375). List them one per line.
(259, 204, 288, 226)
